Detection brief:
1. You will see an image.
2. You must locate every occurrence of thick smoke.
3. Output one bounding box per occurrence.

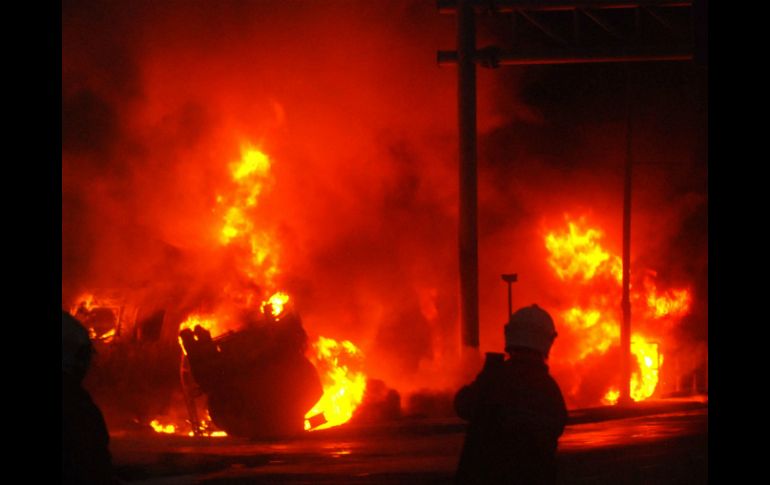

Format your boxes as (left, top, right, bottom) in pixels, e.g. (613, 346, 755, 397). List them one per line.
(63, 0, 707, 407)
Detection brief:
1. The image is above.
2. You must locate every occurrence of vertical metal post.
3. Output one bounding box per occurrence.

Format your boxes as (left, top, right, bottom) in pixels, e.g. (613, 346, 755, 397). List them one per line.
(620, 65, 633, 404)
(507, 282, 512, 319)
(502, 274, 518, 321)
(458, 0, 479, 349)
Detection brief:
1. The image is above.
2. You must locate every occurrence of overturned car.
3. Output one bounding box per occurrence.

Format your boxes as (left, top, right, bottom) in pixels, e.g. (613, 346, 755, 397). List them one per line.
(179, 302, 323, 439)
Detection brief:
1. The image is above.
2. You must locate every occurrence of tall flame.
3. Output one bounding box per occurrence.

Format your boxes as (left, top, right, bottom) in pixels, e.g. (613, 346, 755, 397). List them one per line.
(630, 334, 662, 401)
(304, 336, 367, 431)
(217, 144, 280, 286)
(544, 215, 691, 405)
(174, 144, 369, 434)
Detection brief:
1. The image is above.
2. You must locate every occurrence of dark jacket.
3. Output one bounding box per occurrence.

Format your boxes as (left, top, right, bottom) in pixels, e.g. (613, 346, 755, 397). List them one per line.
(62, 372, 116, 485)
(455, 352, 567, 485)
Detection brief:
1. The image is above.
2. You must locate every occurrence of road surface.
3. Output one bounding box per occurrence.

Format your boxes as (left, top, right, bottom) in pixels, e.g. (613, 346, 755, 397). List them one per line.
(110, 400, 707, 484)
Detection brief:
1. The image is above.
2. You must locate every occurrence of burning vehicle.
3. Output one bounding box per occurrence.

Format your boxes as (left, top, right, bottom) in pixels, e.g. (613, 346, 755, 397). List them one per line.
(178, 297, 322, 438)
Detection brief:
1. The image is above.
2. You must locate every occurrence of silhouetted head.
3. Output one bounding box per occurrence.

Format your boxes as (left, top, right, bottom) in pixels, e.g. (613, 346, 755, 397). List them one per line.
(62, 311, 93, 382)
(504, 304, 557, 359)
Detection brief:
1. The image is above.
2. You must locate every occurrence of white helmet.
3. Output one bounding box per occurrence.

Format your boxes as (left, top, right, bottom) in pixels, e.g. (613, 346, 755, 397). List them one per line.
(504, 304, 557, 357)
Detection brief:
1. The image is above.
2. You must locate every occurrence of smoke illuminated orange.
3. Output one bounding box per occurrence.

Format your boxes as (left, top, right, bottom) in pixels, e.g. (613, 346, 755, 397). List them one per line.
(304, 336, 367, 431)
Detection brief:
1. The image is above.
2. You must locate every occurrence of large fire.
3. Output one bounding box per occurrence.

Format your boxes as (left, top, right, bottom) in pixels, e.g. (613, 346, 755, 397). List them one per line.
(545, 215, 690, 405)
(218, 145, 280, 287)
(545, 220, 622, 283)
(148, 145, 368, 437)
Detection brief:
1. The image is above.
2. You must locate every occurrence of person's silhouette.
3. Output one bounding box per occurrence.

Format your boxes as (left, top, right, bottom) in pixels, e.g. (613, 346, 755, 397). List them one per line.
(455, 304, 567, 485)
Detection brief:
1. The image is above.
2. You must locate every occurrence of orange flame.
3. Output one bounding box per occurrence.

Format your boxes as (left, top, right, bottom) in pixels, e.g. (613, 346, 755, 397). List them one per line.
(304, 336, 367, 431)
(561, 307, 619, 360)
(262, 291, 290, 318)
(149, 418, 228, 437)
(178, 313, 225, 337)
(545, 218, 622, 283)
(217, 145, 279, 286)
(602, 388, 620, 406)
(150, 419, 176, 434)
(71, 293, 96, 312)
(630, 334, 662, 401)
(70, 293, 122, 342)
(545, 216, 691, 405)
(644, 279, 691, 319)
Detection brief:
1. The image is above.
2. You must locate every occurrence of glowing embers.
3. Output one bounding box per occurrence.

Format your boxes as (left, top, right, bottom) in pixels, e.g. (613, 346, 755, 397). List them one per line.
(304, 337, 367, 431)
(149, 418, 228, 438)
(545, 218, 622, 283)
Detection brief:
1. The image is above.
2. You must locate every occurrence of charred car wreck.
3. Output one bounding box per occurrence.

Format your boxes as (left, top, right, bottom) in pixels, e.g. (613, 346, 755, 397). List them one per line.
(179, 305, 323, 439)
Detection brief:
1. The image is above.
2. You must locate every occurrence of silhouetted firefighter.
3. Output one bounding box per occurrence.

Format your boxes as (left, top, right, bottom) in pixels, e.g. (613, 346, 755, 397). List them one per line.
(62, 311, 118, 485)
(179, 305, 322, 439)
(455, 304, 567, 485)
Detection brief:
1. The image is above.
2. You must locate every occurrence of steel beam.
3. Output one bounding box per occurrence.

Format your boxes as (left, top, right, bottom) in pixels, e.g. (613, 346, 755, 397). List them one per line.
(439, 0, 691, 14)
(438, 47, 692, 66)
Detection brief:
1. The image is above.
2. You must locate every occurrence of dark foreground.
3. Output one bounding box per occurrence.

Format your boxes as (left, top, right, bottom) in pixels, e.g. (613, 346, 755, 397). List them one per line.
(111, 398, 707, 485)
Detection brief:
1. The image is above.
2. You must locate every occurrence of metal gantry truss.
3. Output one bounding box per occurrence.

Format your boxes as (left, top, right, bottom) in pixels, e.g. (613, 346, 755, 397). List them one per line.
(439, 0, 694, 66)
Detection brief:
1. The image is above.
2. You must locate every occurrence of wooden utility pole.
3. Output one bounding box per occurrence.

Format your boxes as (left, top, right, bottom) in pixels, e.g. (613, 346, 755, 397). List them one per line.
(621, 66, 634, 403)
(457, 0, 480, 349)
